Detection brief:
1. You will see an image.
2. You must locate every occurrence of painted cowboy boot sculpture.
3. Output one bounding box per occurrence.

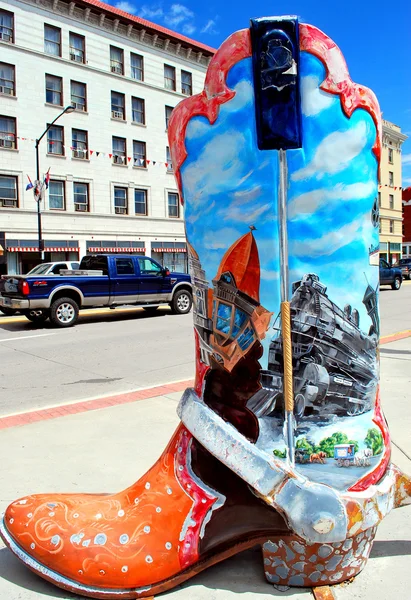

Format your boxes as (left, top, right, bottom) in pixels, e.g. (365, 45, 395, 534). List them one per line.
(1, 16, 411, 599)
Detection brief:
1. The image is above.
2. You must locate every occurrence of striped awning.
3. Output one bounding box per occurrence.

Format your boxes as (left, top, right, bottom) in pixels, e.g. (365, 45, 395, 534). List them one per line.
(7, 246, 79, 252)
(88, 247, 145, 253)
(152, 247, 187, 253)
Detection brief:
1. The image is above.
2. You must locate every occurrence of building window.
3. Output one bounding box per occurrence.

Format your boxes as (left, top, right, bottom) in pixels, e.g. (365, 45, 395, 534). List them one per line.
(165, 105, 173, 130)
(74, 182, 89, 211)
(47, 124, 64, 155)
(181, 70, 192, 95)
(166, 146, 173, 171)
(131, 97, 145, 124)
(111, 91, 125, 120)
(168, 192, 179, 218)
(388, 147, 393, 164)
(0, 9, 14, 43)
(389, 171, 394, 186)
(133, 140, 146, 167)
(390, 220, 394, 234)
(164, 64, 176, 91)
(131, 53, 143, 80)
(49, 180, 65, 210)
(134, 189, 147, 215)
(72, 129, 88, 159)
(45, 74, 63, 105)
(0, 115, 16, 149)
(69, 32, 85, 63)
(71, 81, 86, 111)
(114, 187, 127, 214)
(112, 136, 126, 164)
(110, 46, 124, 74)
(378, 192, 381, 207)
(0, 63, 15, 96)
(0, 175, 18, 207)
(44, 24, 61, 56)
(389, 194, 394, 209)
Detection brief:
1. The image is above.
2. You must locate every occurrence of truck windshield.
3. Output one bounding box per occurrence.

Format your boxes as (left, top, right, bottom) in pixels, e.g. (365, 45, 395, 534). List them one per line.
(27, 263, 52, 275)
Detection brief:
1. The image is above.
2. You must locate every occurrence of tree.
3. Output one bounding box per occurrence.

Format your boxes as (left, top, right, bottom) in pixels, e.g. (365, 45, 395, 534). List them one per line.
(273, 448, 287, 458)
(364, 428, 383, 456)
(317, 432, 359, 458)
(296, 437, 315, 455)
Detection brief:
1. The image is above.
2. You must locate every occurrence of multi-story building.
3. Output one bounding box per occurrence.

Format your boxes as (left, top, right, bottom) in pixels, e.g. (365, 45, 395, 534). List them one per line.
(0, 0, 214, 274)
(379, 119, 408, 264)
(402, 186, 411, 259)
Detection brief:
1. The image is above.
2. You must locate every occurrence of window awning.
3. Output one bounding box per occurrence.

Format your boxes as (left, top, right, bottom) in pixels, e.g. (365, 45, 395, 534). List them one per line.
(88, 246, 145, 253)
(6, 240, 79, 253)
(152, 243, 187, 253)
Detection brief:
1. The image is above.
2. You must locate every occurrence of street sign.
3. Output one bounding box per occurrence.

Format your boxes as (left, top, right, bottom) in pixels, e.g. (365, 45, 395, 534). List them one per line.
(33, 180, 44, 203)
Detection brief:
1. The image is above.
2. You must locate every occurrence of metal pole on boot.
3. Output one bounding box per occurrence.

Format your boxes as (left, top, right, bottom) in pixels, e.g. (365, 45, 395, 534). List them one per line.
(278, 148, 295, 466)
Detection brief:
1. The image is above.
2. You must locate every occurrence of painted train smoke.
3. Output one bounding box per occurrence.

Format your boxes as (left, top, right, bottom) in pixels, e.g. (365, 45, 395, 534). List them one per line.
(248, 274, 379, 418)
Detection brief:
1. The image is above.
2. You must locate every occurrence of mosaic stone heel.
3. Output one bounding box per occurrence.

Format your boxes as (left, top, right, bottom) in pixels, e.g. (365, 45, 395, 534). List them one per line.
(262, 527, 377, 587)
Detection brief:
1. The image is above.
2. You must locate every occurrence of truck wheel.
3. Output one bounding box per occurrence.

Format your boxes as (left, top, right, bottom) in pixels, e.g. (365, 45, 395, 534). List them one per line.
(49, 297, 79, 327)
(391, 276, 401, 290)
(170, 290, 192, 314)
(0, 306, 17, 316)
(24, 309, 49, 324)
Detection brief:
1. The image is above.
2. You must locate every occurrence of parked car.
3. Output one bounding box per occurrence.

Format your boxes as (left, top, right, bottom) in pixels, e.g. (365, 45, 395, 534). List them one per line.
(27, 261, 80, 275)
(0, 254, 192, 327)
(399, 258, 411, 280)
(379, 258, 402, 290)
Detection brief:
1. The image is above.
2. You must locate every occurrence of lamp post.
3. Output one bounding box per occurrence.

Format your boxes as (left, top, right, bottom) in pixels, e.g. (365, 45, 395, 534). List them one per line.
(35, 105, 75, 260)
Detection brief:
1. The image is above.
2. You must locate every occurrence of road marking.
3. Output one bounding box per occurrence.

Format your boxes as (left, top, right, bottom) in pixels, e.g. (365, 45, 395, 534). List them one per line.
(0, 333, 55, 343)
(380, 329, 411, 345)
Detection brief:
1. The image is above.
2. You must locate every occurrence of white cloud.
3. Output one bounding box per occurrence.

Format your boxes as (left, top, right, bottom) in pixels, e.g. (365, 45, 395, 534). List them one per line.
(168, 3, 194, 27)
(288, 181, 376, 220)
(403, 176, 411, 185)
(261, 269, 279, 281)
(203, 227, 242, 250)
(301, 75, 335, 116)
(137, 5, 164, 19)
(290, 214, 373, 258)
(225, 202, 271, 224)
(182, 23, 196, 35)
(291, 121, 369, 182)
(201, 19, 218, 34)
(115, 1, 137, 14)
(402, 153, 411, 165)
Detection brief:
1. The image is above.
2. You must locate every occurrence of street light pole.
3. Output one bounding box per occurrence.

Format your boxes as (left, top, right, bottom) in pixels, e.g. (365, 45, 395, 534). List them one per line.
(35, 105, 75, 261)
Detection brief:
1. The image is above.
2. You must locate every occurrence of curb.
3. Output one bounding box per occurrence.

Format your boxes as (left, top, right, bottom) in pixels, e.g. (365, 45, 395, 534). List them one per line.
(0, 379, 194, 430)
(380, 329, 411, 345)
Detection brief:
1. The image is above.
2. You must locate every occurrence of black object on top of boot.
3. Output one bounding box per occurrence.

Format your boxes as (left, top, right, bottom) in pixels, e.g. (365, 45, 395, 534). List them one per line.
(250, 16, 302, 150)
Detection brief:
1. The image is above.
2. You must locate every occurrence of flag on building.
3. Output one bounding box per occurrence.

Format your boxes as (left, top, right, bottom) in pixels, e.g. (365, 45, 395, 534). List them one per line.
(44, 168, 50, 189)
(26, 175, 34, 191)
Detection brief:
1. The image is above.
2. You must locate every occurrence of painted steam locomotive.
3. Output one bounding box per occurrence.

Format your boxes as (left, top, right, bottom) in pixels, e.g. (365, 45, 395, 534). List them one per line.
(247, 274, 378, 418)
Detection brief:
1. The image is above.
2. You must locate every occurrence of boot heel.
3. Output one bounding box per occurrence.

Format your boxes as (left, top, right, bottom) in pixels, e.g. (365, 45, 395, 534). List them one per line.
(262, 527, 377, 587)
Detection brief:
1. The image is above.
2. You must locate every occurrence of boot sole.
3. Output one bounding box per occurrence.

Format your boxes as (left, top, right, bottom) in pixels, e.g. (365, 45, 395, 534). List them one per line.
(0, 515, 373, 598)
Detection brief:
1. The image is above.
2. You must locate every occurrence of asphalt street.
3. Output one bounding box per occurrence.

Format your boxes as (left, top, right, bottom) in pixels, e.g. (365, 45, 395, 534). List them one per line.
(0, 281, 410, 417)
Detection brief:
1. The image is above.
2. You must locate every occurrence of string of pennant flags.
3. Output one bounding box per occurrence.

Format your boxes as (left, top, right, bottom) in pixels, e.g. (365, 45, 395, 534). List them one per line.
(7, 136, 173, 169)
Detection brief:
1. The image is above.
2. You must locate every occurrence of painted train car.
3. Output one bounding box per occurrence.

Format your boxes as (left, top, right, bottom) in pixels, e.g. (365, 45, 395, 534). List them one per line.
(248, 274, 379, 418)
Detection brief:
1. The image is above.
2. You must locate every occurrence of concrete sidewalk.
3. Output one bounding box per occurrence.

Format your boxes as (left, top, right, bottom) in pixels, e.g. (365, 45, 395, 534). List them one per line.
(0, 339, 410, 600)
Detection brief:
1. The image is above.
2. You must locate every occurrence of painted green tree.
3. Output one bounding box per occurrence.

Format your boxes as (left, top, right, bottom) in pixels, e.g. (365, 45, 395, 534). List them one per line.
(273, 448, 287, 458)
(296, 437, 316, 455)
(317, 432, 359, 458)
(364, 428, 384, 456)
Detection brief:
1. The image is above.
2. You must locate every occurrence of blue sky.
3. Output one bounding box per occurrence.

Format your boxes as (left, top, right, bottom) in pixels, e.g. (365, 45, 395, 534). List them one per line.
(107, 0, 411, 186)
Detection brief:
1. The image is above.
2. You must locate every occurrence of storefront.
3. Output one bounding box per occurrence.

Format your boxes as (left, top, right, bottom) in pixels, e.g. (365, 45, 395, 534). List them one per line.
(4, 239, 80, 274)
(151, 242, 188, 273)
(86, 241, 146, 254)
(380, 242, 401, 265)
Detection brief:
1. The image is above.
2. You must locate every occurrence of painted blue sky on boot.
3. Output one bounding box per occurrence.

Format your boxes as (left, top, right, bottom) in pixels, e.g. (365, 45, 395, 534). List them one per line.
(181, 51, 379, 365)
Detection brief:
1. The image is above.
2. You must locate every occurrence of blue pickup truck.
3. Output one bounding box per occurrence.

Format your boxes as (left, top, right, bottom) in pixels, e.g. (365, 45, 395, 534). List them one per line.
(0, 254, 192, 327)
